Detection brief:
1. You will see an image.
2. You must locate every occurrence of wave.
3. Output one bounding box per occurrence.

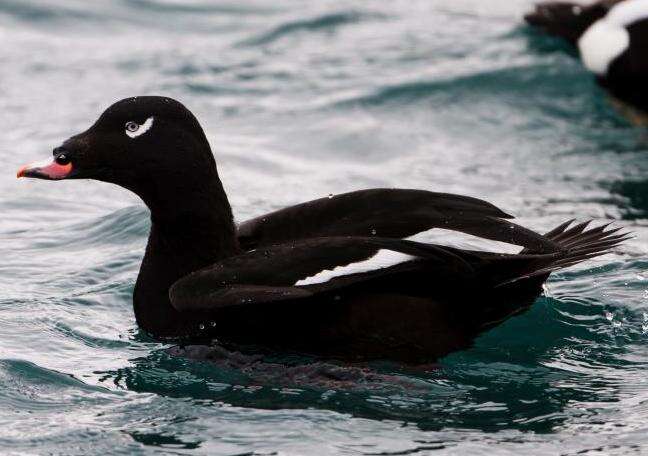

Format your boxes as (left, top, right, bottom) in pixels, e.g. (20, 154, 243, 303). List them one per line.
(239, 10, 382, 47)
(0, 359, 110, 410)
(0, 0, 99, 23)
(335, 63, 593, 108)
(21, 206, 149, 251)
(122, 0, 277, 15)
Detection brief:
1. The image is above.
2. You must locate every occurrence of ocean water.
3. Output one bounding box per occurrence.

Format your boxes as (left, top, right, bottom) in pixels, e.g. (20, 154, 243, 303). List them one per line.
(1, 0, 648, 454)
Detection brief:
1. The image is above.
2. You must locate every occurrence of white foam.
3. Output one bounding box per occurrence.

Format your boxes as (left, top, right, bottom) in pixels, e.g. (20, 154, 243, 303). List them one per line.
(578, 0, 648, 75)
(126, 116, 154, 138)
(295, 249, 415, 286)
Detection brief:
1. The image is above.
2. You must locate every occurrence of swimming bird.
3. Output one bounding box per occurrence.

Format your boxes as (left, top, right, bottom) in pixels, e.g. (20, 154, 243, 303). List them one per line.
(525, 0, 648, 116)
(17, 96, 628, 363)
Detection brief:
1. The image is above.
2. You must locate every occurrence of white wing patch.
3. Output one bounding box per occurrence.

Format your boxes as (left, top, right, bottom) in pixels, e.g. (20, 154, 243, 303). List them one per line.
(578, 0, 648, 75)
(295, 249, 415, 286)
(126, 116, 154, 138)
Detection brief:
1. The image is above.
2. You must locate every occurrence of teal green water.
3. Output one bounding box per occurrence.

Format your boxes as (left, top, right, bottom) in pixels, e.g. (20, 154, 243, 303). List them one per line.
(1, 1, 647, 454)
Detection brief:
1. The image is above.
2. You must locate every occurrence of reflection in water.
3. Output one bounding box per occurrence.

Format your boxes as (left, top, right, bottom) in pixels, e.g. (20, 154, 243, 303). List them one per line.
(96, 295, 647, 438)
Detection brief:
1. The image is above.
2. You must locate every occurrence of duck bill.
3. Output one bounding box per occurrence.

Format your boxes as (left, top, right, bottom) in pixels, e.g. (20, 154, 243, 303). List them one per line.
(17, 158, 74, 180)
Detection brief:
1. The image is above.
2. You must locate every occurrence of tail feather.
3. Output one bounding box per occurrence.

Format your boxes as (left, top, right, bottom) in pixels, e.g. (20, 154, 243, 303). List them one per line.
(498, 220, 629, 285)
(542, 218, 575, 238)
(558, 223, 619, 247)
(551, 219, 592, 242)
(477, 219, 628, 330)
(544, 220, 629, 256)
(568, 232, 629, 252)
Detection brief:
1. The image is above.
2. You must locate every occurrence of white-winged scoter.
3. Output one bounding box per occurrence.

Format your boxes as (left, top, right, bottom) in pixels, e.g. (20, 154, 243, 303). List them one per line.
(17, 96, 628, 363)
(525, 0, 648, 116)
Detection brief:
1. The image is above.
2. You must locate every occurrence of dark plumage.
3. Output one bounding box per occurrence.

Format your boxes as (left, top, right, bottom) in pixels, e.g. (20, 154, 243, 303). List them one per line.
(17, 96, 628, 363)
(525, 0, 648, 116)
(525, 0, 623, 44)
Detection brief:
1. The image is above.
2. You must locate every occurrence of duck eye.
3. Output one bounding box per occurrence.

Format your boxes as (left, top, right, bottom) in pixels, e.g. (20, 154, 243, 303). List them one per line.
(55, 154, 70, 165)
(125, 117, 154, 139)
(125, 121, 139, 132)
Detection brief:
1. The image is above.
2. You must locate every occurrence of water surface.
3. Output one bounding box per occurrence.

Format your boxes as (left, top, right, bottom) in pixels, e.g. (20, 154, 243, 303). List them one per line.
(1, 0, 647, 454)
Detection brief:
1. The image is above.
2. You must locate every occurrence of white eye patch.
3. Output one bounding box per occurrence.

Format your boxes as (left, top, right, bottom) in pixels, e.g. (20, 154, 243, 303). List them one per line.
(578, 0, 648, 75)
(125, 116, 154, 139)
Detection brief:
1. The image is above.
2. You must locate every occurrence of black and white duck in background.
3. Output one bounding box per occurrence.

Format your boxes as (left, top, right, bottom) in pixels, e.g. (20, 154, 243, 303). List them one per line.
(17, 96, 628, 363)
(526, 0, 648, 120)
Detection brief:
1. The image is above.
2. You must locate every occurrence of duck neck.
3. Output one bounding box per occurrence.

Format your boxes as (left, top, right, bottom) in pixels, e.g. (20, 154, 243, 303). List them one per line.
(133, 172, 240, 337)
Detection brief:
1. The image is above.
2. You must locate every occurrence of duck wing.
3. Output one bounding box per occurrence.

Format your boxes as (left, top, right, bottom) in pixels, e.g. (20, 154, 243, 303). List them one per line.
(236, 188, 561, 252)
(172, 221, 627, 316)
(169, 236, 477, 312)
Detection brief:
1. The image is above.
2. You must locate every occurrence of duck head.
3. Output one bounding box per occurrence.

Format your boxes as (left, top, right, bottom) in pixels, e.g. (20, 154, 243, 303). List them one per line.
(17, 96, 221, 212)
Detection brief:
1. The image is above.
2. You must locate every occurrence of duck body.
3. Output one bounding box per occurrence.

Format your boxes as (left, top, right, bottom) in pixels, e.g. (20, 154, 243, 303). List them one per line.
(171, 257, 548, 363)
(17, 97, 627, 363)
(525, 0, 648, 115)
(153, 204, 614, 363)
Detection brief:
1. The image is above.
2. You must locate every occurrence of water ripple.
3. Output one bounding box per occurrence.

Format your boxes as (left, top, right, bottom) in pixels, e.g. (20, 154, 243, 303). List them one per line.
(239, 10, 382, 47)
